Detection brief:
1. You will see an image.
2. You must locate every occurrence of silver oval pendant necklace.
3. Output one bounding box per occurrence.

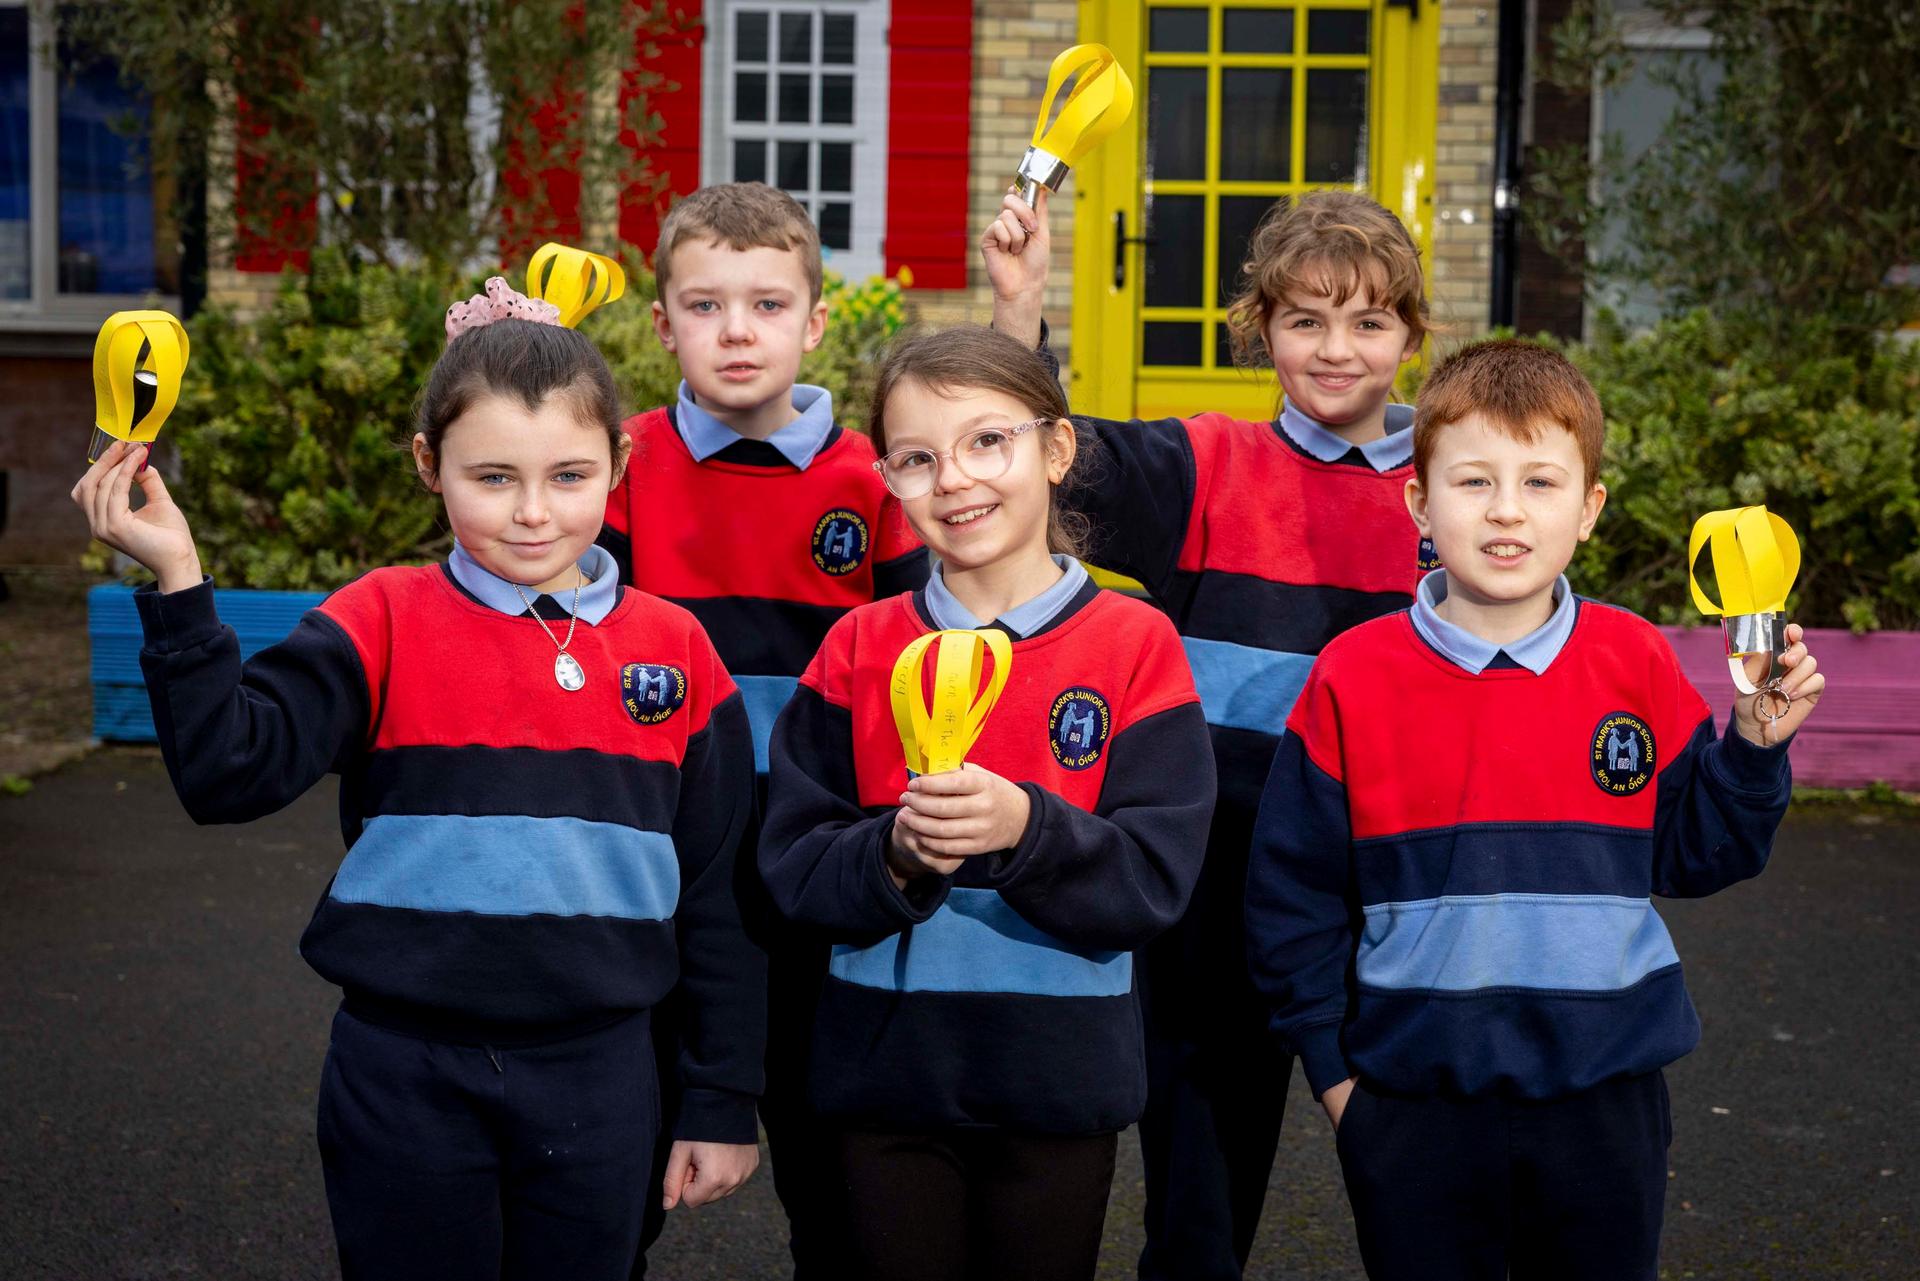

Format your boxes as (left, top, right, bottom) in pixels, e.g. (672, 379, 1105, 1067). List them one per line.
(511, 571, 587, 691)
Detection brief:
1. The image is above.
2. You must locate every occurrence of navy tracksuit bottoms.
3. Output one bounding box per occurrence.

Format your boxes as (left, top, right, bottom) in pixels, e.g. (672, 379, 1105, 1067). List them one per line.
(317, 1004, 659, 1281)
(1336, 1070, 1672, 1281)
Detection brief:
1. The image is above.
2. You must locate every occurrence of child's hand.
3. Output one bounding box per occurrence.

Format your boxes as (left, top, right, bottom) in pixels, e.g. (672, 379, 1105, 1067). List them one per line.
(662, 1139, 759, 1210)
(896, 763, 1032, 858)
(1322, 1076, 1359, 1131)
(70, 441, 203, 593)
(889, 822, 968, 885)
(1731, 623, 1826, 747)
(980, 186, 1050, 346)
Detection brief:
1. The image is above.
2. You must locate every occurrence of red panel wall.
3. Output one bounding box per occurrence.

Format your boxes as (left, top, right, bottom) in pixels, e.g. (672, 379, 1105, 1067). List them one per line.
(620, 1, 704, 257)
(885, 0, 974, 289)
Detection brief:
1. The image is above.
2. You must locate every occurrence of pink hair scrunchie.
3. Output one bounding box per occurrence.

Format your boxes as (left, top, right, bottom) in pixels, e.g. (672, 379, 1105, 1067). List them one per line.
(445, 277, 563, 342)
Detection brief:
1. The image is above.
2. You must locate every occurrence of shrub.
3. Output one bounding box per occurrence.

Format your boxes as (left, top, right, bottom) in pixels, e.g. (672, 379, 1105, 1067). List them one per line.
(1560, 311, 1920, 631)
(154, 249, 909, 591)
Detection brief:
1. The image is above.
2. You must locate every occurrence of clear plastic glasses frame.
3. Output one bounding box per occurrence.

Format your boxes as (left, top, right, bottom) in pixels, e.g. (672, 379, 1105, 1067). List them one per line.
(870, 418, 1047, 500)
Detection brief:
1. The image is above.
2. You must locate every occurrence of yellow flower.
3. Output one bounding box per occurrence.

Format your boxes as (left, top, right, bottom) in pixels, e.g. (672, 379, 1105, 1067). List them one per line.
(896, 265, 915, 289)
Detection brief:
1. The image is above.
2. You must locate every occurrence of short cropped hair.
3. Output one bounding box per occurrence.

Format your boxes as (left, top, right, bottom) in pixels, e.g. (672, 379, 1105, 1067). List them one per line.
(1412, 339, 1606, 485)
(1224, 190, 1428, 367)
(654, 182, 823, 305)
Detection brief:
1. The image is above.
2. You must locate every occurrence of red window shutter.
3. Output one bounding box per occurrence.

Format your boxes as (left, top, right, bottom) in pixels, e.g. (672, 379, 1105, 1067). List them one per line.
(619, 1, 703, 257)
(232, 93, 315, 274)
(500, 86, 586, 266)
(885, 0, 973, 289)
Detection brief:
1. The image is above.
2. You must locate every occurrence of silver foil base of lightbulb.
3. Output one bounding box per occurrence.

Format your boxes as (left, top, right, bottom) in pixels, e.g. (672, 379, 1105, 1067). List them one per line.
(1013, 146, 1071, 208)
(87, 368, 160, 463)
(1722, 611, 1789, 694)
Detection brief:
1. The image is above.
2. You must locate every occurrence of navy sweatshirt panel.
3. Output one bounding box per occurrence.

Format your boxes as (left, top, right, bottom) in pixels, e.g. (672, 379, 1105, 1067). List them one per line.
(761, 589, 1216, 1134)
(136, 566, 765, 1141)
(1245, 604, 1791, 1101)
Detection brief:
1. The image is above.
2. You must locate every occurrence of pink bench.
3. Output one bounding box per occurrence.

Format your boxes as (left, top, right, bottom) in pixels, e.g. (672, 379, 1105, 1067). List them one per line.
(1659, 626, 1920, 791)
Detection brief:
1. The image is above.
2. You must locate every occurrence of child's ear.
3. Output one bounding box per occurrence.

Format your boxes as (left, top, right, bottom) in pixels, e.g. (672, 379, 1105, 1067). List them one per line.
(610, 432, 635, 486)
(411, 432, 442, 492)
(1577, 481, 1608, 541)
(651, 299, 675, 353)
(1403, 475, 1431, 537)
(1044, 417, 1078, 484)
(802, 297, 828, 354)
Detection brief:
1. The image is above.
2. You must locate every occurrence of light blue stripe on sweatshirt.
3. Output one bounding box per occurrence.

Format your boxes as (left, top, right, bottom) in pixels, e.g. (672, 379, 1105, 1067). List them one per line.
(736, 674, 799, 773)
(1356, 893, 1681, 993)
(830, 886, 1132, 997)
(331, 814, 680, 921)
(1181, 637, 1316, 734)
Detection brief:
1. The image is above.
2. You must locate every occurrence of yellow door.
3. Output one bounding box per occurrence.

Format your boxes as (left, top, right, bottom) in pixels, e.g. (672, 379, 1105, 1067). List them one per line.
(1070, 0, 1438, 423)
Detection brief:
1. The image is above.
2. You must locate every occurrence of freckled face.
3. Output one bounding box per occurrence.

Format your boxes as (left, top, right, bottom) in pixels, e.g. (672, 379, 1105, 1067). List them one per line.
(1405, 413, 1607, 612)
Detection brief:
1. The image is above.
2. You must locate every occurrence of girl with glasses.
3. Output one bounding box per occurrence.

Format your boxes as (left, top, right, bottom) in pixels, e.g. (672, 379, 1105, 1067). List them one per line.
(760, 325, 1217, 1281)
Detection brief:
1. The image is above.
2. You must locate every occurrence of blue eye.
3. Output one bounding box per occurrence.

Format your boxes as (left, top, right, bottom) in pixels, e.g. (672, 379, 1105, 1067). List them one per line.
(555, 472, 586, 484)
(758, 299, 784, 312)
(479, 474, 512, 486)
(691, 300, 718, 313)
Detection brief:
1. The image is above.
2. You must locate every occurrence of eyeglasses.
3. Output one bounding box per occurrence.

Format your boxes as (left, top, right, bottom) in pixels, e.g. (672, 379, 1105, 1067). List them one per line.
(871, 419, 1047, 500)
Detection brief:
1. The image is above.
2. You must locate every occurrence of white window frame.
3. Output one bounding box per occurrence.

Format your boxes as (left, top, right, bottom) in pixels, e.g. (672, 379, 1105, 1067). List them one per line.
(0, 0, 179, 333)
(700, 0, 890, 281)
(1581, 13, 1712, 334)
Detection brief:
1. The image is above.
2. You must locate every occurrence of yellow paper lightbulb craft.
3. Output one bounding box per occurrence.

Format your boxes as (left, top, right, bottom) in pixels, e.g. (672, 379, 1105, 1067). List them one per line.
(1688, 505, 1801, 711)
(890, 630, 1014, 776)
(525, 243, 627, 328)
(1013, 44, 1135, 208)
(89, 310, 189, 463)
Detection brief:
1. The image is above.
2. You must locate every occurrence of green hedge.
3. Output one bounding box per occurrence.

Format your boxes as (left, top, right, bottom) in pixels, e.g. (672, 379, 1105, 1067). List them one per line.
(1561, 311, 1920, 632)
(155, 248, 906, 591)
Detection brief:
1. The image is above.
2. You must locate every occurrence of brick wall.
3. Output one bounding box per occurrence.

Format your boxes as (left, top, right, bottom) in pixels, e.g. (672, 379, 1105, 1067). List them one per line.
(906, 1, 1079, 364)
(0, 355, 98, 565)
(1433, 0, 1498, 346)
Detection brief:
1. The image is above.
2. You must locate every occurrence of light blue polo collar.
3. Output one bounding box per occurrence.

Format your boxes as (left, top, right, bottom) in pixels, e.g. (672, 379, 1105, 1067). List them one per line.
(448, 542, 620, 626)
(1411, 568, 1576, 675)
(925, 554, 1088, 637)
(1278, 401, 1414, 472)
(675, 380, 836, 470)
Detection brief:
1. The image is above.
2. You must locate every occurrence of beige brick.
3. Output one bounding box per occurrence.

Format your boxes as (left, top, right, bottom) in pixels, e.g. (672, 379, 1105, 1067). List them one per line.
(977, 39, 1034, 59)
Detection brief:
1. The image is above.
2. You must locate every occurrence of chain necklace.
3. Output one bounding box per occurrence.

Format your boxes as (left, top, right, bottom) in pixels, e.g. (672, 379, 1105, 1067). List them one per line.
(510, 570, 587, 691)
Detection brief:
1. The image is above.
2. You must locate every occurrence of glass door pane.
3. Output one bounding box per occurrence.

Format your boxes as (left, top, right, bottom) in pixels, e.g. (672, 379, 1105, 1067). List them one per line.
(1135, 0, 1374, 376)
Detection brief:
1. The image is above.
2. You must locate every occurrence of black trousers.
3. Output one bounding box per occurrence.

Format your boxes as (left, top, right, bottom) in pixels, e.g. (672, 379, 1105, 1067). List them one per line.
(317, 1005, 659, 1281)
(634, 782, 842, 1281)
(1337, 1071, 1672, 1281)
(1136, 820, 1293, 1281)
(836, 1127, 1120, 1281)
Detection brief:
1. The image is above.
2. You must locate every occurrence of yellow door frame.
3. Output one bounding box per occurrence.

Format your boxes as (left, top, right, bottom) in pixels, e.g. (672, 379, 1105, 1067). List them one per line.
(1070, 0, 1438, 424)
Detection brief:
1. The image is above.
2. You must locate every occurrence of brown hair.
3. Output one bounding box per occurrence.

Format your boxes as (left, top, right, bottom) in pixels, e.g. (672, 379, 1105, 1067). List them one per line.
(654, 182, 824, 306)
(869, 326, 1089, 558)
(1412, 339, 1606, 485)
(1224, 190, 1429, 367)
(416, 320, 624, 474)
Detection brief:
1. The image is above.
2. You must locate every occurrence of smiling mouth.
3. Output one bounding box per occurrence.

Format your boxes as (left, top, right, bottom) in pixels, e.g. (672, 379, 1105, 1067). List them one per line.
(1484, 542, 1531, 560)
(942, 504, 997, 526)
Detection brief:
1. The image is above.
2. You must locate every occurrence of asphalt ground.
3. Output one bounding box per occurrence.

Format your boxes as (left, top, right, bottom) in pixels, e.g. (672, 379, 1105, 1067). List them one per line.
(2, 748, 1915, 1280)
